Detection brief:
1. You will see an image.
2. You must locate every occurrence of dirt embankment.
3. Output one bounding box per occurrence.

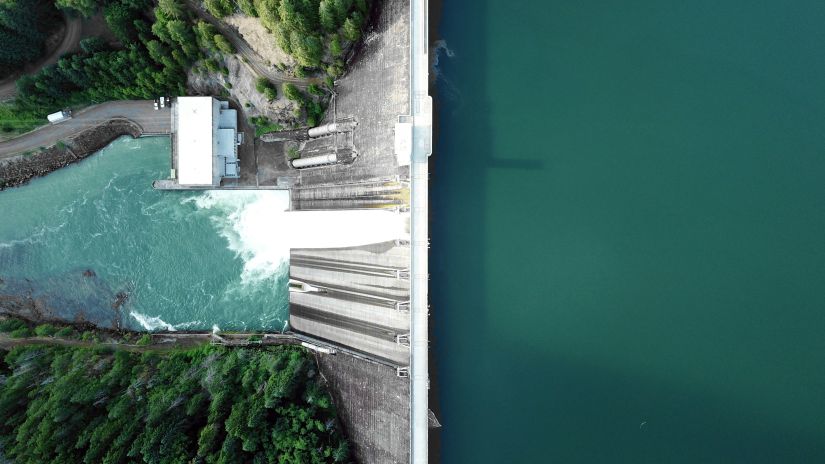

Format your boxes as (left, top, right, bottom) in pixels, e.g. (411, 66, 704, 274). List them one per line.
(188, 55, 303, 128)
(0, 119, 142, 190)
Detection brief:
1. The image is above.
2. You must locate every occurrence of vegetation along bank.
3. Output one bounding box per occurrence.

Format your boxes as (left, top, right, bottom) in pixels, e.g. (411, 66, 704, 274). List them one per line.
(0, 343, 352, 463)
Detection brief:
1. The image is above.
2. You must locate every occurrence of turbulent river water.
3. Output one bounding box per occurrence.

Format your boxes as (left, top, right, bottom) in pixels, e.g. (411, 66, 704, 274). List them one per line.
(0, 137, 289, 330)
(0, 136, 407, 332)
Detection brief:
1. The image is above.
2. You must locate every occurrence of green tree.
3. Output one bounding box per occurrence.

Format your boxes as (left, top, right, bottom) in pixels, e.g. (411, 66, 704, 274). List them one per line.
(55, 0, 99, 17)
(194, 20, 218, 50)
(331, 0, 351, 24)
(213, 34, 234, 54)
(237, 0, 257, 16)
(103, 2, 140, 43)
(203, 0, 233, 18)
(9, 327, 33, 338)
(342, 12, 362, 42)
(79, 36, 107, 54)
(318, 0, 336, 32)
(158, 0, 186, 18)
(282, 82, 302, 102)
(34, 324, 58, 337)
(0, 318, 26, 332)
(329, 33, 342, 56)
(0, 0, 58, 70)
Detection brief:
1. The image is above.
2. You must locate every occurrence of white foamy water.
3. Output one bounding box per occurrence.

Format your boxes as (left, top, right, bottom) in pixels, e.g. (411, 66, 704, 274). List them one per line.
(193, 190, 409, 284)
(130, 311, 178, 331)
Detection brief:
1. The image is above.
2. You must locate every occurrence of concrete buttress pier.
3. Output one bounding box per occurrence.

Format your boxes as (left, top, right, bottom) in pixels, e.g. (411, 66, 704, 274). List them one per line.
(283, 0, 432, 462)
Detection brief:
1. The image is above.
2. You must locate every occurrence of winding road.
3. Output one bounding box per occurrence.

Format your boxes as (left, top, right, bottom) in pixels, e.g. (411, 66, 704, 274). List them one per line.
(0, 9, 311, 157)
(0, 15, 83, 101)
(0, 100, 170, 159)
(183, 0, 313, 88)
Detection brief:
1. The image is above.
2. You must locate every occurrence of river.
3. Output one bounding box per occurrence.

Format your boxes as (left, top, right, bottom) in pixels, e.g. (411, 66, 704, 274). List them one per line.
(431, 0, 825, 462)
(0, 136, 290, 331)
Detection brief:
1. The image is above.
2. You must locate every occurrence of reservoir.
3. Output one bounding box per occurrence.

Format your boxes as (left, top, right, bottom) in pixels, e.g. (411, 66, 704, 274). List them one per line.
(431, 0, 825, 462)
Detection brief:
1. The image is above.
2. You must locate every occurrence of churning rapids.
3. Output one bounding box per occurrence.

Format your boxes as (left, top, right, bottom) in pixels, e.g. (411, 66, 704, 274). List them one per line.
(0, 137, 408, 331)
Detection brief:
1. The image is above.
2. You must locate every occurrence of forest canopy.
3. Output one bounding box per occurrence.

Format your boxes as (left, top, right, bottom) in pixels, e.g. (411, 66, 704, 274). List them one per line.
(0, 344, 350, 463)
(0, 0, 61, 73)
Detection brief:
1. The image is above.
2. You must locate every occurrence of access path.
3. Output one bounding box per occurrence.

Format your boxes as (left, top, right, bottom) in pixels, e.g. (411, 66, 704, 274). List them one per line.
(0, 100, 170, 158)
(182, 0, 313, 88)
(0, 15, 83, 101)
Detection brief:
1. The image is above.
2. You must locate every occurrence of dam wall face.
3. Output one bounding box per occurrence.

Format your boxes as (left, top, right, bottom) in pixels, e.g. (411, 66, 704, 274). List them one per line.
(283, 1, 420, 463)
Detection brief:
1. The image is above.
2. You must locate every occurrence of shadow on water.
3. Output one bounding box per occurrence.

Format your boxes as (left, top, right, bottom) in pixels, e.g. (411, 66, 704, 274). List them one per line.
(428, 0, 494, 460)
(428, 0, 825, 462)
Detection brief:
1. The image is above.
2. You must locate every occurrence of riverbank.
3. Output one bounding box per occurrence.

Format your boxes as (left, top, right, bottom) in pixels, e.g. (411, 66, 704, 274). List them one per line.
(0, 342, 351, 463)
(0, 119, 142, 190)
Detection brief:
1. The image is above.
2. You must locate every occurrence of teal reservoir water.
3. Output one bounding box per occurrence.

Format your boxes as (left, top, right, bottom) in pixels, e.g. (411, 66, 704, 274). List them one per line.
(0, 137, 290, 331)
(432, 0, 825, 462)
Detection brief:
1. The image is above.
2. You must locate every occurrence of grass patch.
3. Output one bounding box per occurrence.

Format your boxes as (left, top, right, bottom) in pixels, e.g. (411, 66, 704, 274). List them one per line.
(249, 115, 282, 137)
(287, 146, 300, 160)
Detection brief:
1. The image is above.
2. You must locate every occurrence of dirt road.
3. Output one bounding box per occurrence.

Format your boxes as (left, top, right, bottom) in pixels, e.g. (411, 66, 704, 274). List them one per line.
(0, 15, 83, 101)
(0, 100, 171, 158)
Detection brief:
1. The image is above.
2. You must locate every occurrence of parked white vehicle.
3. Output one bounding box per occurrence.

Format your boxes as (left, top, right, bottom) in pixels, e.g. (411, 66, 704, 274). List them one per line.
(46, 109, 72, 124)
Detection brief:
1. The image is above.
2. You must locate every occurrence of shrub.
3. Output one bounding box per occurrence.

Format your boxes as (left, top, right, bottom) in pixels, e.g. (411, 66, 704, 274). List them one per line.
(0, 318, 26, 333)
(34, 324, 58, 337)
(287, 146, 299, 160)
(137, 334, 152, 346)
(80, 36, 108, 54)
(203, 0, 233, 18)
(255, 77, 277, 100)
(204, 58, 220, 72)
(282, 83, 302, 102)
(342, 14, 362, 42)
(55, 327, 76, 338)
(9, 327, 33, 338)
(330, 34, 342, 57)
(213, 34, 235, 54)
(237, 0, 257, 16)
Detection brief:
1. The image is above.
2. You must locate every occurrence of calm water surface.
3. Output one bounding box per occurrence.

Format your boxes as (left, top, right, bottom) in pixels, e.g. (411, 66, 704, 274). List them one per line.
(432, 1, 825, 462)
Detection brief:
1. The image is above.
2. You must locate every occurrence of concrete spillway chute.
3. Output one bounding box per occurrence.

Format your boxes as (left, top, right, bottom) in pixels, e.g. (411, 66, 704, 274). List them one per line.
(288, 279, 324, 293)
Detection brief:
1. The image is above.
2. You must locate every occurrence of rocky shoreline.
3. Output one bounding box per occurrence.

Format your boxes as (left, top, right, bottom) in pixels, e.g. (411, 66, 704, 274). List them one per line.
(0, 119, 142, 190)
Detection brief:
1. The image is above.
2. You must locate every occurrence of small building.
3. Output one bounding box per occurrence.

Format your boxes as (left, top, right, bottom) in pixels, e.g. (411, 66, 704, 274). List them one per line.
(172, 96, 239, 186)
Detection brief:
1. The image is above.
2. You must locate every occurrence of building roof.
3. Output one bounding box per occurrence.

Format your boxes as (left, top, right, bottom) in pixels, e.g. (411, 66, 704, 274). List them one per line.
(218, 109, 237, 130)
(176, 97, 215, 185)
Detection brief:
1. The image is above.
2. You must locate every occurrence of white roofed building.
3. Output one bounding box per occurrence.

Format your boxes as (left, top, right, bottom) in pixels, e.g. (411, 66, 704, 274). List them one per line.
(172, 96, 239, 186)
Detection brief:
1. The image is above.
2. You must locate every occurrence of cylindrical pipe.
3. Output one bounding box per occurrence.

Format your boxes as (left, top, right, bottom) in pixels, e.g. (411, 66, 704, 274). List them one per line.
(291, 153, 338, 168)
(307, 122, 338, 138)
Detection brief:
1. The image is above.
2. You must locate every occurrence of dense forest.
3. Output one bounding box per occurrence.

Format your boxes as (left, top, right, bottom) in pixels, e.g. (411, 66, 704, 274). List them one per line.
(0, 0, 202, 133)
(15, 0, 199, 113)
(0, 0, 61, 74)
(202, 0, 370, 76)
(0, 0, 373, 134)
(0, 344, 350, 463)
